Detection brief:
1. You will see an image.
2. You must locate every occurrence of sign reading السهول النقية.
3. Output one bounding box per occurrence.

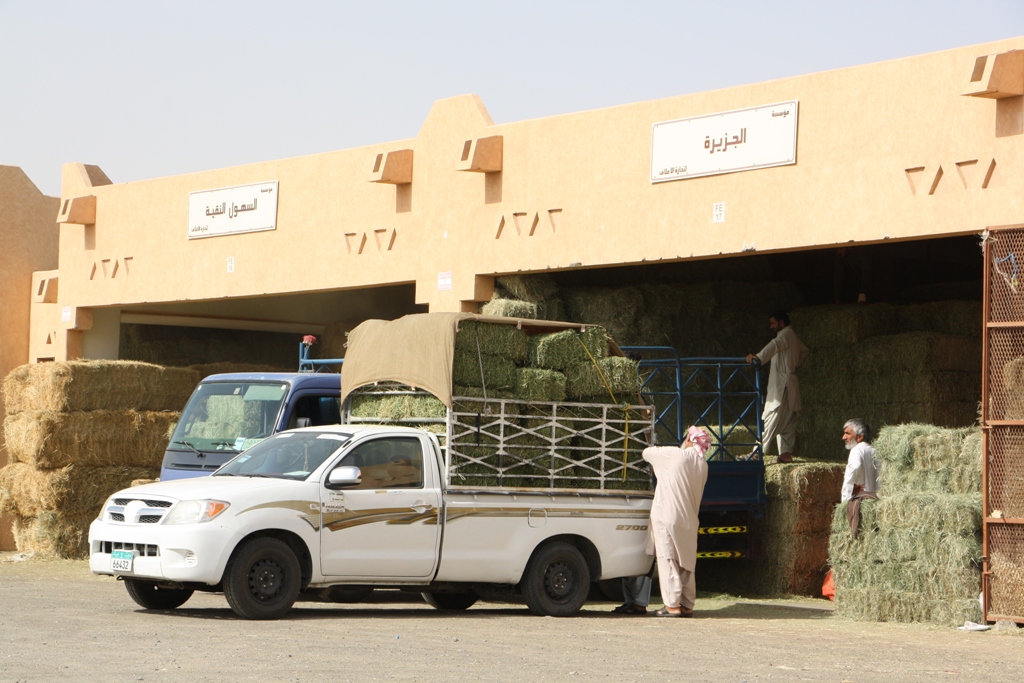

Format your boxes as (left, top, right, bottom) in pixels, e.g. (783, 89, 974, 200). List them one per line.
(188, 181, 279, 239)
(650, 100, 798, 183)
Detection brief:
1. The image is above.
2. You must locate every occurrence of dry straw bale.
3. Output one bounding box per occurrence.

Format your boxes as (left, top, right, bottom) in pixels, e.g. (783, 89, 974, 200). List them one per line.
(528, 327, 609, 371)
(564, 356, 639, 401)
(1002, 355, 1024, 419)
(4, 410, 180, 469)
(514, 368, 567, 402)
(0, 463, 158, 518)
(13, 510, 97, 559)
(452, 351, 518, 390)
(989, 546, 1024, 619)
(480, 299, 538, 319)
(3, 361, 199, 414)
(455, 321, 528, 363)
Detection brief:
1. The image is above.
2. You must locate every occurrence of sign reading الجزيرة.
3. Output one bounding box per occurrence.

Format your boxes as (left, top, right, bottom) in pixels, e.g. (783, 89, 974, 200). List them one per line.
(188, 181, 279, 239)
(650, 101, 798, 183)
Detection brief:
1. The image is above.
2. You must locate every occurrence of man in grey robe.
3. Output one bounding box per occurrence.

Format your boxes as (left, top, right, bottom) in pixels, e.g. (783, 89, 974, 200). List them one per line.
(746, 310, 810, 463)
(643, 426, 709, 617)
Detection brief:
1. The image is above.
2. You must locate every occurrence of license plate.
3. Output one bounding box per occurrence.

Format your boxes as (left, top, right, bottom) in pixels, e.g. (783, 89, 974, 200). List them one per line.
(111, 549, 134, 573)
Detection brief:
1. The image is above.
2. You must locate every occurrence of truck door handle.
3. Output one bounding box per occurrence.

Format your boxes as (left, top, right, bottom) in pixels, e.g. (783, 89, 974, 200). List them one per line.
(410, 502, 434, 513)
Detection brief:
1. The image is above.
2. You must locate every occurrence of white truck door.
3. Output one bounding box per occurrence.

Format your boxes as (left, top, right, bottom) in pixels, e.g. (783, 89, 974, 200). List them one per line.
(319, 435, 442, 579)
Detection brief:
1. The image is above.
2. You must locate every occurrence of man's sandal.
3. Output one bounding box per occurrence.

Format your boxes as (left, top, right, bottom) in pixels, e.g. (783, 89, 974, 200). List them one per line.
(653, 607, 693, 618)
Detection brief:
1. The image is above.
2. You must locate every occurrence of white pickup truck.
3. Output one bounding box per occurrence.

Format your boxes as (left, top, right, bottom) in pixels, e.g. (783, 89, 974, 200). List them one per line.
(89, 423, 654, 619)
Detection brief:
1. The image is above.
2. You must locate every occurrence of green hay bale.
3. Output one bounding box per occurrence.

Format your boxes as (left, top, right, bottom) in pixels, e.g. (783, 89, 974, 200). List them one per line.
(480, 299, 538, 319)
(851, 371, 980, 406)
(452, 350, 518, 390)
(897, 301, 981, 337)
(528, 327, 609, 371)
(348, 394, 445, 422)
(873, 424, 981, 495)
(855, 333, 981, 374)
(454, 321, 528, 363)
(452, 386, 516, 400)
(3, 410, 180, 469)
(564, 356, 639, 402)
(789, 303, 898, 349)
(834, 589, 981, 625)
(495, 274, 559, 305)
(562, 287, 643, 345)
(514, 368, 566, 402)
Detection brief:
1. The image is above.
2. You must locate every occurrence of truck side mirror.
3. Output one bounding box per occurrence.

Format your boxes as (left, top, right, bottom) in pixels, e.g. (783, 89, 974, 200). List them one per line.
(327, 466, 362, 489)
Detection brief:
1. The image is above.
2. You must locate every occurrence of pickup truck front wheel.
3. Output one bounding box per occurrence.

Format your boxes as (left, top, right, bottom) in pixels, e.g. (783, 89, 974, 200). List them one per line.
(522, 542, 591, 617)
(223, 537, 301, 620)
(124, 579, 194, 610)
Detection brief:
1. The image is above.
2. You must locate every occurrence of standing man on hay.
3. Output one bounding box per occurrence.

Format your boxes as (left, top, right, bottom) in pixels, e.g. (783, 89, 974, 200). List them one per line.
(642, 426, 710, 617)
(746, 310, 809, 463)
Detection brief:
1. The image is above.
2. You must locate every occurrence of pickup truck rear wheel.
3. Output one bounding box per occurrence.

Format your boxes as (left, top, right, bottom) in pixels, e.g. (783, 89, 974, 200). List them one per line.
(124, 579, 194, 610)
(421, 591, 478, 611)
(223, 537, 301, 620)
(522, 542, 591, 617)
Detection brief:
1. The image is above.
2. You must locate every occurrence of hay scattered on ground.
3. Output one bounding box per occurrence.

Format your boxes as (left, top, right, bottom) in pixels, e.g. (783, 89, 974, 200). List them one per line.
(480, 299, 538, 319)
(0, 463, 159, 518)
(4, 410, 180, 469)
(13, 510, 97, 559)
(3, 361, 198, 414)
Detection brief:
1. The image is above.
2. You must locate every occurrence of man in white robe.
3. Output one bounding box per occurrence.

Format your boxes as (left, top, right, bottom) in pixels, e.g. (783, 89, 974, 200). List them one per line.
(746, 310, 809, 463)
(841, 418, 880, 502)
(643, 426, 709, 617)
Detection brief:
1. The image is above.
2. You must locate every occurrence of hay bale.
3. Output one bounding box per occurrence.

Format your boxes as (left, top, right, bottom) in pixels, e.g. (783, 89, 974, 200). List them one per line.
(564, 356, 639, 401)
(454, 321, 528, 363)
(789, 303, 898, 349)
(855, 333, 980, 374)
(495, 274, 559, 305)
(0, 463, 158, 518)
(189, 362, 290, 378)
(480, 299, 538, 319)
(514, 368, 566, 402)
(562, 287, 643, 345)
(452, 351, 518, 390)
(873, 424, 981, 495)
(13, 510, 97, 559)
(897, 301, 981, 337)
(4, 410, 179, 469)
(451, 386, 516, 401)
(3, 361, 200, 414)
(528, 328, 608, 371)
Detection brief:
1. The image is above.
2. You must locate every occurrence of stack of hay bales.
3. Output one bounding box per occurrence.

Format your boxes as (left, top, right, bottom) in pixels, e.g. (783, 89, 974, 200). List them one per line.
(697, 461, 846, 596)
(828, 424, 983, 625)
(348, 320, 647, 490)
(481, 274, 564, 321)
(793, 302, 981, 461)
(0, 361, 197, 558)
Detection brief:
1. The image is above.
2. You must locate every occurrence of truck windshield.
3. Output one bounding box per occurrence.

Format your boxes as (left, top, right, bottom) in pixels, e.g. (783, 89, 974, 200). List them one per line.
(215, 431, 352, 480)
(169, 381, 289, 453)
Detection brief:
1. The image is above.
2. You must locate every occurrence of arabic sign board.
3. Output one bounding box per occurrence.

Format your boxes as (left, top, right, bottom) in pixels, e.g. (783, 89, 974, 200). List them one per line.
(650, 101, 798, 183)
(188, 181, 279, 239)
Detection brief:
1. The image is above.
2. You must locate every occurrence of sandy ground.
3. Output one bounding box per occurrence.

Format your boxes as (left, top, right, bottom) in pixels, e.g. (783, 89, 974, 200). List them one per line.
(1, 554, 1021, 683)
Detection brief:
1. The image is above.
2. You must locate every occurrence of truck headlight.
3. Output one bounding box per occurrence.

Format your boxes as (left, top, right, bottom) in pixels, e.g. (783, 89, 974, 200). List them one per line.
(163, 500, 230, 525)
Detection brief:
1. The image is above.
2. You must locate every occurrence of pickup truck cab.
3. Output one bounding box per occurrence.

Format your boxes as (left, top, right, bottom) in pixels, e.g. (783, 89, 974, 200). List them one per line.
(160, 373, 342, 480)
(90, 425, 654, 619)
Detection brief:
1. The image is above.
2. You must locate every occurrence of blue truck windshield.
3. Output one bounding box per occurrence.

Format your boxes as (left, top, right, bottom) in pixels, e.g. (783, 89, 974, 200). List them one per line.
(169, 381, 289, 453)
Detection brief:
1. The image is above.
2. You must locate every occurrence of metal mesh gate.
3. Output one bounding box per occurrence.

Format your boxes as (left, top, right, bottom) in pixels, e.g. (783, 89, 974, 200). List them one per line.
(983, 227, 1024, 623)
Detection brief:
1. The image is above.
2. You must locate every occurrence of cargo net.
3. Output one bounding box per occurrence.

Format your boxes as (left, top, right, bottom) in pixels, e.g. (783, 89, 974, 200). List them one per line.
(988, 523, 1024, 620)
(987, 427, 1024, 519)
(986, 327, 1024, 421)
(987, 229, 1024, 323)
(449, 397, 655, 492)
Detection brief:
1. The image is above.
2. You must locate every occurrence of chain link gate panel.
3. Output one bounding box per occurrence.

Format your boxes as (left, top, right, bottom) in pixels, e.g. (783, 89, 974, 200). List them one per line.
(983, 227, 1024, 623)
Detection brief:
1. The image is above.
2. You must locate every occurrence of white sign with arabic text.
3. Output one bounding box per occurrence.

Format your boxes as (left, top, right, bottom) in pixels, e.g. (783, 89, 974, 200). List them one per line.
(188, 181, 279, 239)
(651, 101, 798, 183)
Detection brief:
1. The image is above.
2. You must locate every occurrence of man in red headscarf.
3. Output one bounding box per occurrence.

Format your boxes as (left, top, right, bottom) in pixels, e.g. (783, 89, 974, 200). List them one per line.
(642, 426, 710, 617)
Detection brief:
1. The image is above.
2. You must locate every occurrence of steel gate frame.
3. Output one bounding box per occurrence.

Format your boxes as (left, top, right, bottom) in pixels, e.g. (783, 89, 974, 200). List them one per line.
(982, 225, 1024, 624)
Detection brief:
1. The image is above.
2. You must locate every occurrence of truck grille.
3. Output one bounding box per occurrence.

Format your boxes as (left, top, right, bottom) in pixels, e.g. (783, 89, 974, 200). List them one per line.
(96, 541, 159, 557)
(102, 496, 176, 525)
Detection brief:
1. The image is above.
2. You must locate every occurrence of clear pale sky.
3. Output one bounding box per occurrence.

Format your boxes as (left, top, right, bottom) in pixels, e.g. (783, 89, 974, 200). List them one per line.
(2, 0, 1022, 197)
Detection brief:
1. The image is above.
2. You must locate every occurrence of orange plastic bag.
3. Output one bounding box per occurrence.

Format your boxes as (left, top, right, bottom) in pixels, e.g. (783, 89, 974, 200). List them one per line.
(822, 568, 835, 601)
